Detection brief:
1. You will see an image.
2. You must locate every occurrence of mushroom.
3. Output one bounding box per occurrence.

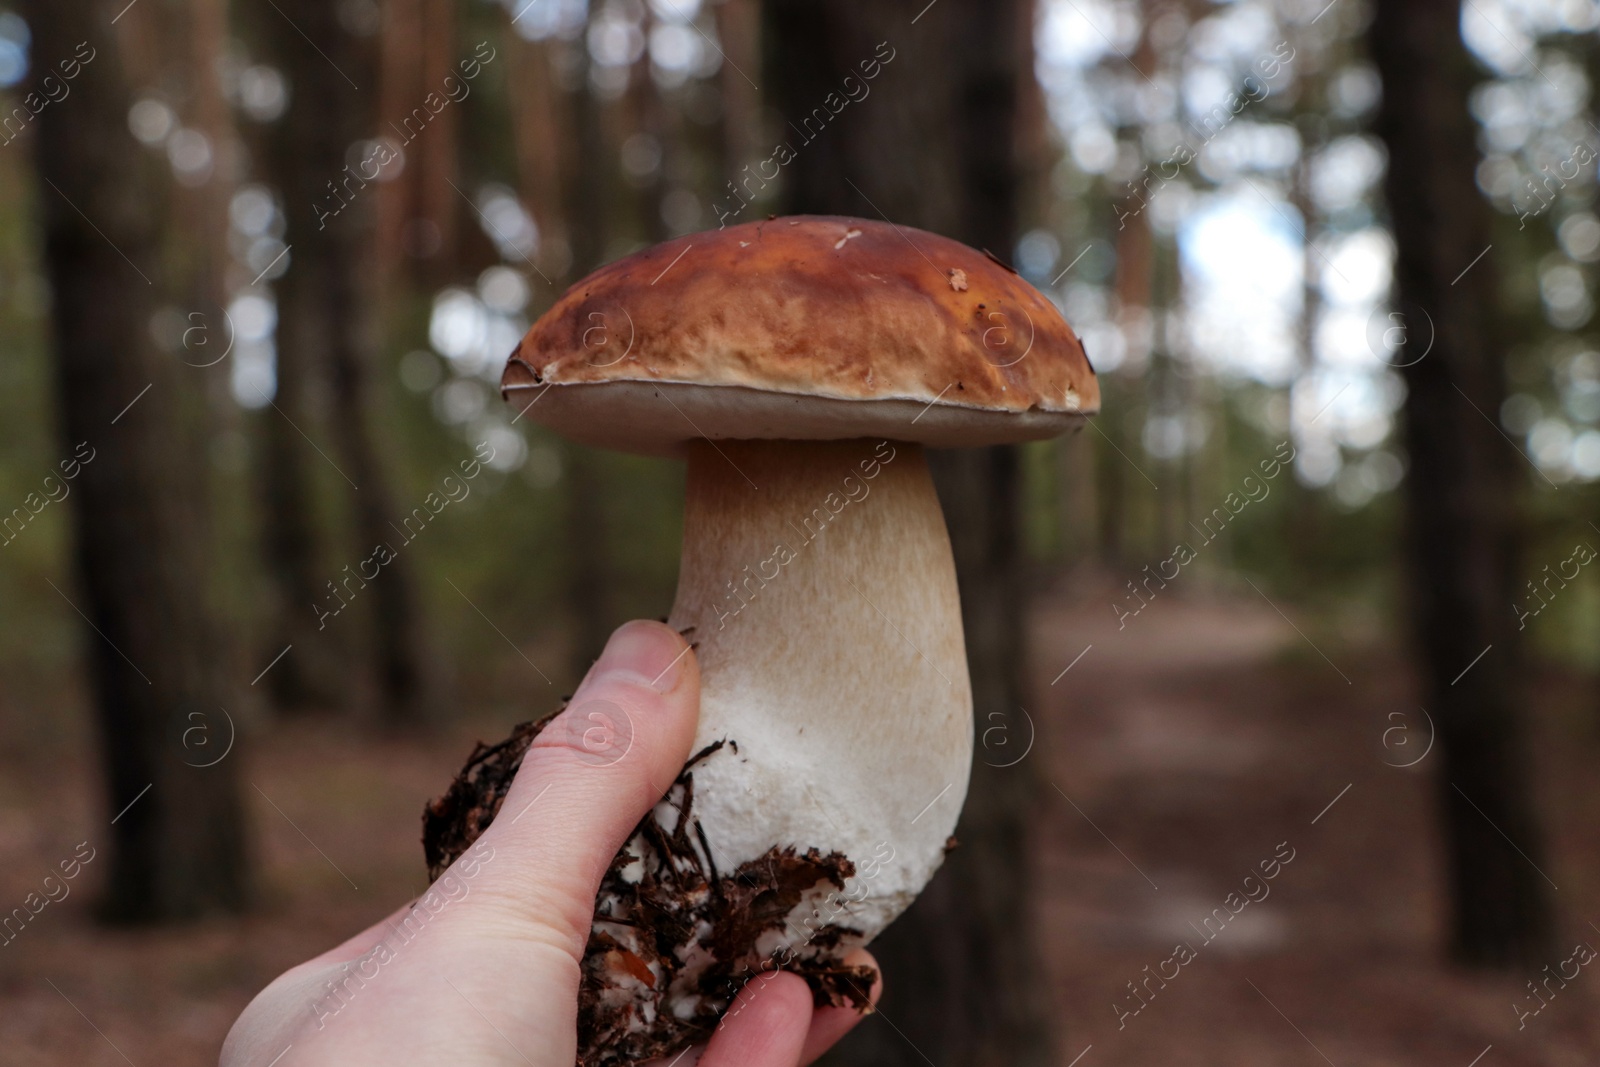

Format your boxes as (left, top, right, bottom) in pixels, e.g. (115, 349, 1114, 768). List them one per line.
(424, 215, 1098, 1064)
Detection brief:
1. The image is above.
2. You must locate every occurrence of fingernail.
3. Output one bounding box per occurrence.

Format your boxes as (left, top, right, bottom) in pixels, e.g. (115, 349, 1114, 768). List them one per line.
(593, 620, 691, 693)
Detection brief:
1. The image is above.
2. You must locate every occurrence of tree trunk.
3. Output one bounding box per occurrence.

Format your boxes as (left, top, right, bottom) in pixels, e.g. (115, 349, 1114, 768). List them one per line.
(713, 0, 762, 193)
(557, 25, 616, 677)
(766, 2, 1055, 1063)
(1103, 204, 1155, 568)
(507, 33, 570, 277)
(506, 19, 614, 680)
(376, 0, 461, 286)
(1367, 0, 1554, 967)
(23, 0, 250, 920)
(259, 0, 446, 726)
(242, 2, 348, 714)
(560, 441, 613, 679)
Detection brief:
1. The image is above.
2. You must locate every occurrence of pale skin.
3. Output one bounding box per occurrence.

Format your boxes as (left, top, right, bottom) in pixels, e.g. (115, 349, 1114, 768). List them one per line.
(222, 620, 881, 1067)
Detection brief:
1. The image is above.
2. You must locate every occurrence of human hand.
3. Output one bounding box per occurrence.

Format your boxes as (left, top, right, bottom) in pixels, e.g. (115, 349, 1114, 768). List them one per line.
(222, 620, 880, 1066)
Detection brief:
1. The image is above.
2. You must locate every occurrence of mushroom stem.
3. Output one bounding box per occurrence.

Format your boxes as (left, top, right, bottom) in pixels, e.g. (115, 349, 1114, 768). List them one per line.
(667, 438, 973, 939)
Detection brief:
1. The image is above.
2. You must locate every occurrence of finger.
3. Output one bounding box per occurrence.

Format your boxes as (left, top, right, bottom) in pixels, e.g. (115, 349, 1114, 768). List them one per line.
(470, 620, 700, 950)
(640, 951, 884, 1067)
(800, 950, 883, 1065)
(698, 971, 815, 1067)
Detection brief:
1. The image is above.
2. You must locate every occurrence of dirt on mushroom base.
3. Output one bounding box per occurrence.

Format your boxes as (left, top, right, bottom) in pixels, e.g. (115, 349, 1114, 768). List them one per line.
(422, 715, 877, 1066)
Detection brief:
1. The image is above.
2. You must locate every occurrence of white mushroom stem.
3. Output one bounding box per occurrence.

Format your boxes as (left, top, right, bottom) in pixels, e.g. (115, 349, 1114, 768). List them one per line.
(666, 438, 973, 943)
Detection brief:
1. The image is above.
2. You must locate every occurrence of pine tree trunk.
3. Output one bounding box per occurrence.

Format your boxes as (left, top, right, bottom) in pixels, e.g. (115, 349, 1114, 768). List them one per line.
(506, 20, 614, 679)
(558, 27, 615, 677)
(713, 0, 762, 194)
(507, 33, 570, 275)
(242, 0, 349, 714)
(1367, 0, 1554, 967)
(766, 2, 1055, 1063)
(259, 0, 446, 726)
(23, 0, 250, 920)
(376, 0, 460, 286)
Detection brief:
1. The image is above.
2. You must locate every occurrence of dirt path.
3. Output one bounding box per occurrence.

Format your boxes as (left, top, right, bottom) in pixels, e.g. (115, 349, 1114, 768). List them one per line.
(1025, 585, 1600, 1066)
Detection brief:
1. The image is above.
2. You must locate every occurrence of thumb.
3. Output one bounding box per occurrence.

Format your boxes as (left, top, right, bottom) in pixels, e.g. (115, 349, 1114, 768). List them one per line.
(468, 619, 701, 953)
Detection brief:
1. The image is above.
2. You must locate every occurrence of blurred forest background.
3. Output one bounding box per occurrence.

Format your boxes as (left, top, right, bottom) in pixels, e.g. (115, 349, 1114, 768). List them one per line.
(3, 0, 1600, 1063)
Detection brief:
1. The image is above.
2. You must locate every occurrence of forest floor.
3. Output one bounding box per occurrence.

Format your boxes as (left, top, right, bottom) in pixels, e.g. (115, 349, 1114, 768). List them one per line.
(3, 585, 1600, 1065)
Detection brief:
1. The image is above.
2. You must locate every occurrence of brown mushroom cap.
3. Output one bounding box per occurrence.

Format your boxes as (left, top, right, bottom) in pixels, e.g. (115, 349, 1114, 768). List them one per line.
(503, 214, 1099, 456)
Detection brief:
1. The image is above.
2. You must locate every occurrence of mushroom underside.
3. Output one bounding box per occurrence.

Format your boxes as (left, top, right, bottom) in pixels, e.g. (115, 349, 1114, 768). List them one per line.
(502, 376, 1086, 457)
